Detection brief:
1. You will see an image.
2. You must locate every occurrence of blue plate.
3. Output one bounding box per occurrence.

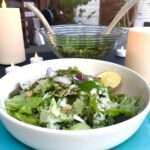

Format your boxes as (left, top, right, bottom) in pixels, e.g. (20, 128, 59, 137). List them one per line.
(0, 112, 150, 150)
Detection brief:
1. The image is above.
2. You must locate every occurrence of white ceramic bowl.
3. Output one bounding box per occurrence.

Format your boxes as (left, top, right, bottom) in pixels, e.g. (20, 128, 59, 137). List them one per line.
(0, 59, 150, 150)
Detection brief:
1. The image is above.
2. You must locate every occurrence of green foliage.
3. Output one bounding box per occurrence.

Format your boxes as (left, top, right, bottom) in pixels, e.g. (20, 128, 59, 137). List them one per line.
(47, 0, 92, 24)
(5, 67, 140, 130)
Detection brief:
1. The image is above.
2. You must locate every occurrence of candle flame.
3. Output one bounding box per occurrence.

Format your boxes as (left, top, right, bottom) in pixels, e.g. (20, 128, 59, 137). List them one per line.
(2, 0, 6, 8)
(34, 52, 39, 59)
(11, 62, 15, 68)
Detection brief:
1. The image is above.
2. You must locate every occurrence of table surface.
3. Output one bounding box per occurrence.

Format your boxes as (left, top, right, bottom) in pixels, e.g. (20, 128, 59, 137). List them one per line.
(0, 46, 150, 150)
(0, 45, 125, 78)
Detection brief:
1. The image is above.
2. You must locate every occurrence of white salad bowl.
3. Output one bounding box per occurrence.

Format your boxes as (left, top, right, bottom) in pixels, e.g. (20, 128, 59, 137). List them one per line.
(0, 58, 150, 150)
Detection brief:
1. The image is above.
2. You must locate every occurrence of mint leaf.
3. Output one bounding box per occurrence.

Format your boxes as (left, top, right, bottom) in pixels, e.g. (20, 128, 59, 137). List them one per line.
(79, 80, 99, 92)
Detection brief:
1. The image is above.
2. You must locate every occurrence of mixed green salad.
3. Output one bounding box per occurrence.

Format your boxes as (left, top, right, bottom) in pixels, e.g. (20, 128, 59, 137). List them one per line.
(5, 67, 140, 130)
(50, 35, 114, 58)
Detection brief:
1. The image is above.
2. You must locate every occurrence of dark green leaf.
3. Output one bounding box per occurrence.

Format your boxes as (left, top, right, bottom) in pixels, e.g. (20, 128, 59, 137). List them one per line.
(79, 80, 99, 92)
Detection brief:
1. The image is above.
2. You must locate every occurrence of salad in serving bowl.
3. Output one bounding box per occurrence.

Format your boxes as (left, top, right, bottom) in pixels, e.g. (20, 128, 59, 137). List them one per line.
(48, 25, 122, 58)
(0, 59, 149, 150)
(5, 67, 140, 130)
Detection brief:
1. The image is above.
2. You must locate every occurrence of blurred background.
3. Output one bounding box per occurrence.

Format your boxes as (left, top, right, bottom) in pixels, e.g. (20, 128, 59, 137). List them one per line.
(0, 0, 149, 48)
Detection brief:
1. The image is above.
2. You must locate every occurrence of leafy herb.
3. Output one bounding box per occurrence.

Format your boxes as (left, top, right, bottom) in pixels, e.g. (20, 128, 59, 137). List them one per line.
(80, 80, 99, 92)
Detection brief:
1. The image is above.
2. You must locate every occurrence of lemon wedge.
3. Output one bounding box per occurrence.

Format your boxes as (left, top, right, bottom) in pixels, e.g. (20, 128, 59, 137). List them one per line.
(98, 71, 121, 88)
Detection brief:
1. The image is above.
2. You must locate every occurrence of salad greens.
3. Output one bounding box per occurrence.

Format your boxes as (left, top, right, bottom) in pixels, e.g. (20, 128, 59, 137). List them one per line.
(50, 35, 114, 58)
(5, 67, 140, 130)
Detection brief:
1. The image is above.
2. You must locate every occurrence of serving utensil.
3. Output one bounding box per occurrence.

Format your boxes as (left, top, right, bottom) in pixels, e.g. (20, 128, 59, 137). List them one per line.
(27, 3, 55, 35)
(104, 0, 138, 35)
(26, 2, 136, 38)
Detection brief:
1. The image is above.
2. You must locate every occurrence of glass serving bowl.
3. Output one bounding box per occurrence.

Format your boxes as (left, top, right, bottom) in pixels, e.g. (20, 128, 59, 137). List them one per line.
(48, 25, 122, 58)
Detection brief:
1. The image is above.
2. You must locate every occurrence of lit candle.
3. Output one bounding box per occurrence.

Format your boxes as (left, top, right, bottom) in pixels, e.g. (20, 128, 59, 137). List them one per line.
(0, 0, 26, 65)
(30, 52, 43, 63)
(116, 46, 126, 57)
(5, 62, 20, 74)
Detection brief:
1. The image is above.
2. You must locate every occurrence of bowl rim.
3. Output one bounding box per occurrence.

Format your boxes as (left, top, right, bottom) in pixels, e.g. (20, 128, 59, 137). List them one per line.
(48, 24, 123, 37)
(0, 58, 150, 135)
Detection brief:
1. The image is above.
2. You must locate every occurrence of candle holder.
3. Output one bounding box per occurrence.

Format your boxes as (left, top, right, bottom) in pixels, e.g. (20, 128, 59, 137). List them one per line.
(125, 27, 150, 82)
(0, 0, 26, 65)
(30, 52, 43, 63)
(5, 62, 20, 74)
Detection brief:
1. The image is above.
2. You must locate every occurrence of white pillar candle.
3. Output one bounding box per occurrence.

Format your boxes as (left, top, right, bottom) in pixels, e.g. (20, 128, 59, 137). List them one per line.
(125, 27, 150, 82)
(5, 62, 20, 74)
(0, 0, 26, 65)
(30, 52, 43, 63)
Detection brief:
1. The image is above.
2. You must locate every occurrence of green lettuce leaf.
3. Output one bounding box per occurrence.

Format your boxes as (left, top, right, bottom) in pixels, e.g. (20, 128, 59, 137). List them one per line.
(72, 98, 84, 115)
(5, 95, 25, 111)
(15, 113, 39, 125)
(70, 123, 91, 130)
(119, 96, 140, 117)
(89, 95, 99, 113)
(26, 97, 43, 108)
